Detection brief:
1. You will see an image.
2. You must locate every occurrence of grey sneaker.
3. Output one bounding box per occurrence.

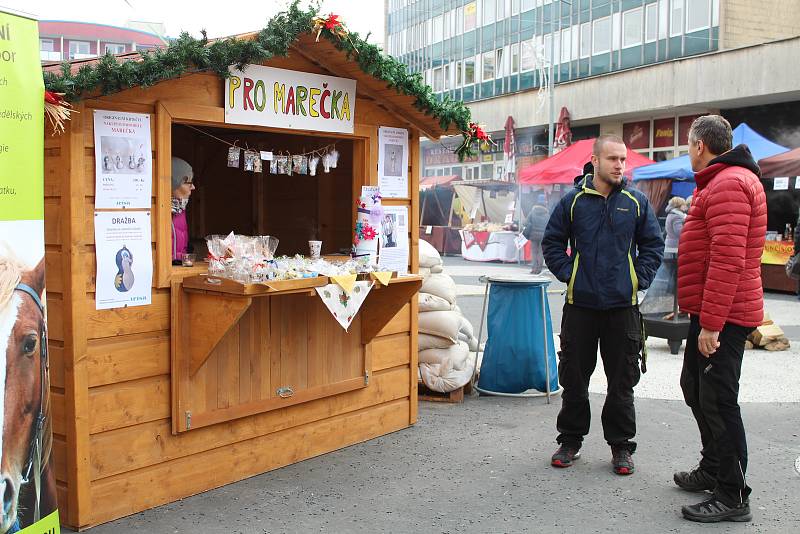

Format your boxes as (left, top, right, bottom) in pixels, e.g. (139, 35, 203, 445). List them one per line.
(682, 496, 752, 523)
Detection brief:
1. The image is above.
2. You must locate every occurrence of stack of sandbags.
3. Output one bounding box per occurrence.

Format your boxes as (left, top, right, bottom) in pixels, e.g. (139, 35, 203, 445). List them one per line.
(417, 240, 478, 393)
(746, 312, 790, 351)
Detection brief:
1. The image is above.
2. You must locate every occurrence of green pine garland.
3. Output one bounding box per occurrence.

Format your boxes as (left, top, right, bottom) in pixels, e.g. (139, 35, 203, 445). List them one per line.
(43, 2, 479, 160)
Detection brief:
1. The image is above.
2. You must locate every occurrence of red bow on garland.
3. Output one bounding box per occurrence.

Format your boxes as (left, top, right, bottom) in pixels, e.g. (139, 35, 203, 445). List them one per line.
(454, 122, 495, 162)
(311, 13, 359, 55)
(44, 90, 75, 135)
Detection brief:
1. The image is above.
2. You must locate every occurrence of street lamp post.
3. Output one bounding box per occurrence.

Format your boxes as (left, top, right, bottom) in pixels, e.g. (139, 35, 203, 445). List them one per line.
(548, 0, 571, 156)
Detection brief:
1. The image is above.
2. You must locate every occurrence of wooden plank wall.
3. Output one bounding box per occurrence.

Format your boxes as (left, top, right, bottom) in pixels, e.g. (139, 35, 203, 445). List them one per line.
(48, 54, 421, 529)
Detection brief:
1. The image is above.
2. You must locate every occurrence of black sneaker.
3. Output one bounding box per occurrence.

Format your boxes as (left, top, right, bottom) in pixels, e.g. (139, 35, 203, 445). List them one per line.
(682, 496, 752, 523)
(611, 446, 634, 475)
(551, 445, 581, 468)
(674, 467, 716, 492)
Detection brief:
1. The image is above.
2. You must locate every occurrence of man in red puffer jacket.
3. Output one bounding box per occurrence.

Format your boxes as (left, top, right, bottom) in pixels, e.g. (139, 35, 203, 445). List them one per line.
(674, 115, 767, 524)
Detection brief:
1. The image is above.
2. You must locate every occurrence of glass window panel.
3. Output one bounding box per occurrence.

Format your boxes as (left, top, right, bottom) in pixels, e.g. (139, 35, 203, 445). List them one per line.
(645, 3, 658, 42)
(592, 16, 611, 55)
(40, 39, 54, 52)
(580, 22, 591, 58)
(612, 12, 621, 51)
(686, 0, 711, 32)
(511, 42, 520, 73)
(464, 2, 477, 31)
(482, 50, 495, 80)
(434, 67, 444, 91)
(571, 24, 579, 60)
(671, 0, 684, 36)
(561, 28, 571, 63)
(521, 38, 536, 70)
(659, 0, 669, 39)
(484, 0, 496, 25)
(622, 8, 643, 48)
(456, 60, 463, 86)
(444, 64, 450, 89)
(464, 56, 476, 84)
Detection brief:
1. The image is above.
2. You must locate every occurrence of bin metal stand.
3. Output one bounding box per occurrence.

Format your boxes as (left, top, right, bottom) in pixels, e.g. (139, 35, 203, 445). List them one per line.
(470, 274, 562, 403)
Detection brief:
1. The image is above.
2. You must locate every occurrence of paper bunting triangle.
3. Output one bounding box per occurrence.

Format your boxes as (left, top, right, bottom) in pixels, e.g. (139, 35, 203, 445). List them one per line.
(371, 271, 393, 287)
(315, 281, 374, 331)
(330, 274, 357, 293)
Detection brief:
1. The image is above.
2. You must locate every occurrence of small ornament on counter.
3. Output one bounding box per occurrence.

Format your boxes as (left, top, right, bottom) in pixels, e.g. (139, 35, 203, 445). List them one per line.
(309, 155, 320, 176)
(227, 146, 241, 168)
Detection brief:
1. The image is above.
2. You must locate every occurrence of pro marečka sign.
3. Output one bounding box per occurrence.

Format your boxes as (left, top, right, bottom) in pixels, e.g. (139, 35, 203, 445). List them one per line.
(225, 65, 356, 134)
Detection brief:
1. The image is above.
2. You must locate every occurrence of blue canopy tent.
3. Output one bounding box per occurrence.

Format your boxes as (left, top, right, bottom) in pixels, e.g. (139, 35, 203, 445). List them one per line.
(632, 123, 790, 204)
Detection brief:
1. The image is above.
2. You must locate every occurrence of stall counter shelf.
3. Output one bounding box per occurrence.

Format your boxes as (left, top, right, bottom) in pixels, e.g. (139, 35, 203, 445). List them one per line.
(170, 272, 422, 433)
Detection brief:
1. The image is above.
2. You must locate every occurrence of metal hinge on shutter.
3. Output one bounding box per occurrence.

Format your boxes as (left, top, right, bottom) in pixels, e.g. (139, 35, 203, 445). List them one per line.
(364, 371, 370, 385)
(185, 411, 192, 430)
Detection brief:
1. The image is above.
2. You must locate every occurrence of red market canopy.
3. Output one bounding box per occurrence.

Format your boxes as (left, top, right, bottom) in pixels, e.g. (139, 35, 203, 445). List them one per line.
(758, 147, 800, 178)
(518, 138, 655, 185)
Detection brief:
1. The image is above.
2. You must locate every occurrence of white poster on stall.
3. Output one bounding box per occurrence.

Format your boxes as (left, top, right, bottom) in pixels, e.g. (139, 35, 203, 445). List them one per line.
(93, 110, 153, 208)
(94, 211, 153, 309)
(379, 205, 409, 274)
(378, 126, 409, 198)
(773, 177, 790, 191)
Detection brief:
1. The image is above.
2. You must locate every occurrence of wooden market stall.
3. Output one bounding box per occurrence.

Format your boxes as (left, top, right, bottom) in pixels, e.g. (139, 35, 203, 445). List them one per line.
(41, 11, 472, 529)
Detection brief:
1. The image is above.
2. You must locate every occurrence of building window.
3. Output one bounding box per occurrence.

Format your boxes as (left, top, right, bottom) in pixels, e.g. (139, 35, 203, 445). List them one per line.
(105, 43, 126, 55)
(464, 56, 476, 84)
(496, 0, 507, 21)
(521, 38, 536, 70)
(444, 64, 451, 90)
(510, 42, 520, 73)
(443, 11, 451, 40)
(622, 8, 643, 48)
(455, 60, 463, 86)
(69, 40, 91, 59)
(645, 3, 658, 43)
(580, 22, 591, 58)
(495, 48, 505, 78)
(433, 15, 443, 42)
(482, 50, 495, 80)
(464, 2, 477, 31)
(523, 0, 535, 9)
(670, 0, 684, 36)
(40, 38, 54, 52)
(686, 0, 711, 32)
(561, 28, 572, 63)
(433, 67, 443, 92)
(512, 0, 520, 16)
(592, 16, 611, 55)
(483, 0, 495, 25)
(659, 0, 669, 39)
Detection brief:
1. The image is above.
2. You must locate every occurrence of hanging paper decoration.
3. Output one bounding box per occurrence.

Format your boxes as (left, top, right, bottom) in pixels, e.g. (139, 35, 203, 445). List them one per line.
(227, 146, 241, 168)
(44, 90, 74, 134)
(315, 281, 374, 331)
(309, 155, 320, 176)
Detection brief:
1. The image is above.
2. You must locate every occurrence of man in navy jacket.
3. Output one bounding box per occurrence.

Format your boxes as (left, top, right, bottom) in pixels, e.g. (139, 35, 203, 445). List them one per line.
(543, 134, 663, 475)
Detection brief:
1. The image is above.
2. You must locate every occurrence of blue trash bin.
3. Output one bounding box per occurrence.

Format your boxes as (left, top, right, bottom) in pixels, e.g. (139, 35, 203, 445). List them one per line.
(476, 276, 559, 396)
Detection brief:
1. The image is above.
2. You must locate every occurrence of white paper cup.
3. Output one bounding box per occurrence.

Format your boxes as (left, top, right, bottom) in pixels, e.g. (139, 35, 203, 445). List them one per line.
(309, 240, 322, 259)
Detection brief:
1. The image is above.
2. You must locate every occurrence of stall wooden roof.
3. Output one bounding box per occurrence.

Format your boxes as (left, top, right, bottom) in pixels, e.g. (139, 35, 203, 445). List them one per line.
(42, 31, 466, 140)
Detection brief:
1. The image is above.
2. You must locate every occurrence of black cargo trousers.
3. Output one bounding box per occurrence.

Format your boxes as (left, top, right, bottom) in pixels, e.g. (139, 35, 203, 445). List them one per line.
(556, 303, 643, 452)
(680, 315, 753, 506)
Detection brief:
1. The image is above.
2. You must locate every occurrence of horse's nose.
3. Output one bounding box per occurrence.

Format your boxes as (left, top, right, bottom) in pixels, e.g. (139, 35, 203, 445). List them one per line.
(1, 476, 15, 515)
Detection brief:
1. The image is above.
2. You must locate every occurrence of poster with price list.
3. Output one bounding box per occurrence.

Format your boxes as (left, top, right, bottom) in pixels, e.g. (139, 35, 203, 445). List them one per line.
(93, 110, 152, 208)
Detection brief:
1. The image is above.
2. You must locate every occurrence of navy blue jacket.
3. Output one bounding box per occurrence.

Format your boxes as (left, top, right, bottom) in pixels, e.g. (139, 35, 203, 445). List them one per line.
(543, 170, 664, 310)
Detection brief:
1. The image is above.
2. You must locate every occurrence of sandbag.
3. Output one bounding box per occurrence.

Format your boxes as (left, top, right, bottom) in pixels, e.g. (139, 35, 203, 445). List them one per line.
(418, 267, 432, 278)
(418, 333, 455, 352)
(419, 292, 454, 312)
(467, 335, 479, 352)
(418, 310, 461, 343)
(419, 341, 469, 369)
(419, 239, 443, 268)
(420, 273, 457, 304)
(459, 315, 475, 338)
(419, 350, 476, 393)
(430, 264, 444, 274)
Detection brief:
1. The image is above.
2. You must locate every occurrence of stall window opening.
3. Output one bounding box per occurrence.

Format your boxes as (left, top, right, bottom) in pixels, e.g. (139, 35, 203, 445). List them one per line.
(170, 124, 355, 266)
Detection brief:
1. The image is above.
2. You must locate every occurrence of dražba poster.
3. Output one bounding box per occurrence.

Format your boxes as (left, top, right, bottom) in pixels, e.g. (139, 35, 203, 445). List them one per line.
(0, 8, 61, 533)
(378, 126, 409, 198)
(94, 211, 153, 310)
(93, 110, 153, 209)
(379, 206, 409, 274)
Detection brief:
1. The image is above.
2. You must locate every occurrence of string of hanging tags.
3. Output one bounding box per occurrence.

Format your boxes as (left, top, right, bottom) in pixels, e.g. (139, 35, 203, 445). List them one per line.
(226, 142, 339, 176)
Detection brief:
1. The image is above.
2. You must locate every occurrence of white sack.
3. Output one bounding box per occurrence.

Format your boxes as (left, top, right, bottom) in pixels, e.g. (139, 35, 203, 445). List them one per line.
(420, 273, 457, 304)
(418, 333, 456, 351)
(418, 292, 454, 312)
(419, 239, 443, 268)
(418, 310, 461, 343)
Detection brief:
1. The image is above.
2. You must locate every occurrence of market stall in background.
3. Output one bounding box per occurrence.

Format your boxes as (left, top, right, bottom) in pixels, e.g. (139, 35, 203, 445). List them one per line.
(39, 7, 476, 529)
(418, 174, 462, 255)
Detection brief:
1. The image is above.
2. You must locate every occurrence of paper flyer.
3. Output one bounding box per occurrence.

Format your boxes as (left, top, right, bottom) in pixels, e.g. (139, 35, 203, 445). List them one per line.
(94, 211, 153, 309)
(379, 205, 409, 274)
(93, 110, 153, 208)
(378, 126, 409, 198)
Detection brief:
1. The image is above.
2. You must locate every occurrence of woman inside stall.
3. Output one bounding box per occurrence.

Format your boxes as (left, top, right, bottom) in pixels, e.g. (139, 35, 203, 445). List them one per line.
(171, 157, 195, 264)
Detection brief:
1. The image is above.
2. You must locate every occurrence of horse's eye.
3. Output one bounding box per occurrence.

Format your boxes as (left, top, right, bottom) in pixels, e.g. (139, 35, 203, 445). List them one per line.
(22, 334, 38, 356)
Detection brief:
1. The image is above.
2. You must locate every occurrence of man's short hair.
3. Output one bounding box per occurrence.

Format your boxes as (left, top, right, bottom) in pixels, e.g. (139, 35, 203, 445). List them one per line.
(688, 115, 732, 155)
(592, 134, 625, 156)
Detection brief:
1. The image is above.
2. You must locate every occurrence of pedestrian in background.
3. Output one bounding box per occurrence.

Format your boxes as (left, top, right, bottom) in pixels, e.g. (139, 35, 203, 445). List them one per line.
(523, 194, 549, 274)
(674, 115, 767, 523)
(664, 196, 687, 254)
(543, 135, 663, 475)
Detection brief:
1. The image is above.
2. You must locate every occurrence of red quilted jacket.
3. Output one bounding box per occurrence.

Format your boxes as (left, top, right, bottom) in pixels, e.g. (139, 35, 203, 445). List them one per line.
(677, 145, 767, 332)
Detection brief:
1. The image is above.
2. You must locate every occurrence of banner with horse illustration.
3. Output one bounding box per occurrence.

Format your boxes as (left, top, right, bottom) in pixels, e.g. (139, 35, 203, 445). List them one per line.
(0, 9, 60, 534)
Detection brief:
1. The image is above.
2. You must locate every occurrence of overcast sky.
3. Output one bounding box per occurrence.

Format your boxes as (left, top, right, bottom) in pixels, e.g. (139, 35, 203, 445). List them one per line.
(0, 0, 385, 44)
